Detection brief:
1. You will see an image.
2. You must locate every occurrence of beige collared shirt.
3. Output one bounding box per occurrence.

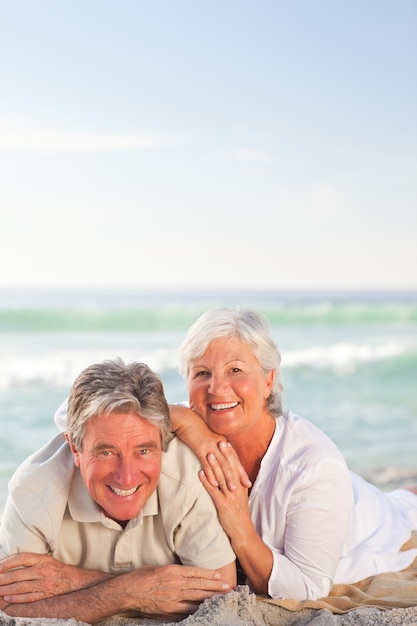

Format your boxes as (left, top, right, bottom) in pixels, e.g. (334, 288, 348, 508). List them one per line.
(0, 433, 235, 573)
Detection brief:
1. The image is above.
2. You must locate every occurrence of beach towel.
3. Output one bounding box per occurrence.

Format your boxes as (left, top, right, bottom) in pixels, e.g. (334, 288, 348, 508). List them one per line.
(259, 531, 417, 613)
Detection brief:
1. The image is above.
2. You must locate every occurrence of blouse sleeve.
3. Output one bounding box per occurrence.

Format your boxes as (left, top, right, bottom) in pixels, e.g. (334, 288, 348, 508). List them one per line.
(268, 458, 352, 600)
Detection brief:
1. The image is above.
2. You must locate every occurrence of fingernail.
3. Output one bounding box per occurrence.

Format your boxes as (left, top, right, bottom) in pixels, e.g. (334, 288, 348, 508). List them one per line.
(221, 583, 230, 589)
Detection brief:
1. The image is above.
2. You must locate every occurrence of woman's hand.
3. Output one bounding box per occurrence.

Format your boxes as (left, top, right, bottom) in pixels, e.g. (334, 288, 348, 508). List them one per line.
(199, 442, 274, 595)
(199, 442, 252, 536)
(169, 404, 251, 490)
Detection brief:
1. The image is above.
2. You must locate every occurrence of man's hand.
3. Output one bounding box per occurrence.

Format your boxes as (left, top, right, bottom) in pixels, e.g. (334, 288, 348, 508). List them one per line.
(0, 553, 112, 603)
(95, 563, 233, 619)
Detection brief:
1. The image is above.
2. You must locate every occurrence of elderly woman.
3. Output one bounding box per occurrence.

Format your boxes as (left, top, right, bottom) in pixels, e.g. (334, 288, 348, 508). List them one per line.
(171, 307, 417, 601)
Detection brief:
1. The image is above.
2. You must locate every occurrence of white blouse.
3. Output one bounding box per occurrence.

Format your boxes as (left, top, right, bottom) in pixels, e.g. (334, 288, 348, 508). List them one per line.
(250, 409, 417, 600)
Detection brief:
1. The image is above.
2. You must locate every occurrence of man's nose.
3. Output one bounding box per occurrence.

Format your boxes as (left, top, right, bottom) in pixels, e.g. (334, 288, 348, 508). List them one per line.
(114, 456, 137, 485)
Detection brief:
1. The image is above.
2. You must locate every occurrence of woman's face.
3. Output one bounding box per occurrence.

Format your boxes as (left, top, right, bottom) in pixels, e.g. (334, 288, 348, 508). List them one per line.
(188, 336, 274, 438)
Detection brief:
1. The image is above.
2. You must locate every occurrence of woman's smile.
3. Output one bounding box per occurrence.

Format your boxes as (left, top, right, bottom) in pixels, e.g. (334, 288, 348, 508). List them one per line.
(209, 402, 239, 411)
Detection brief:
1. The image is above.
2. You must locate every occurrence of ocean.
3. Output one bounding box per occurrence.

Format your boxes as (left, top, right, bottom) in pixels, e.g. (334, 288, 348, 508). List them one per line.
(1, 288, 416, 518)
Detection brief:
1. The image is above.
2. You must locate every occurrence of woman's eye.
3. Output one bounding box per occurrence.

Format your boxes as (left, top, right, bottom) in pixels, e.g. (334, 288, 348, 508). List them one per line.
(195, 370, 209, 378)
(231, 367, 241, 373)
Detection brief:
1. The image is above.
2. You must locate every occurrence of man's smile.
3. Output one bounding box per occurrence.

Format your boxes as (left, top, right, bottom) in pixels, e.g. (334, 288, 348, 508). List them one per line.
(108, 485, 140, 497)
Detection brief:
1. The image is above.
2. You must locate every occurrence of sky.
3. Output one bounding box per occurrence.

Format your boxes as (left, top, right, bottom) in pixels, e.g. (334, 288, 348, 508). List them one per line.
(1, 0, 416, 292)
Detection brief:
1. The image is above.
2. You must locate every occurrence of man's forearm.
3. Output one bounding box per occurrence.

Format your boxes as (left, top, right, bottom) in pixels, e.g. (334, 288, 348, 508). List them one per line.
(2, 562, 234, 622)
(0, 553, 114, 603)
(3, 575, 133, 623)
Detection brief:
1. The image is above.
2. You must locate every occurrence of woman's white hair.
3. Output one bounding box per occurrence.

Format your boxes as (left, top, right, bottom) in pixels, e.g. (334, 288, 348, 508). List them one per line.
(178, 308, 283, 418)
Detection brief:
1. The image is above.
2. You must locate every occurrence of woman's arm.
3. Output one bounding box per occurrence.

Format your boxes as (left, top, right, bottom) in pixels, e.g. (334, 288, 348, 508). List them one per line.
(169, 404, 251, 490)
(199, 445, 352, 600)
(266, 464, 352, 600)
(170, 404, 226, 457)
(198, 444, 272, 595)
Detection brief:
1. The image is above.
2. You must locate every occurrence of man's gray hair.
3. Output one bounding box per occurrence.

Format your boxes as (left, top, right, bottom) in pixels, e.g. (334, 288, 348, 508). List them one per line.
(178, 308, 283, 418)
(66, 358, 172, 451)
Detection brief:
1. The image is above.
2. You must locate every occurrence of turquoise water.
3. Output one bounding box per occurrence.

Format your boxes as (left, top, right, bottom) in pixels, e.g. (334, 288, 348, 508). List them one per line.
(1, 288, 416, 516)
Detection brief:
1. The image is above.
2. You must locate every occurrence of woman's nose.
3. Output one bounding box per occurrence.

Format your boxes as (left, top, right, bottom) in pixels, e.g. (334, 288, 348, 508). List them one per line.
(208, 372, 228, 394)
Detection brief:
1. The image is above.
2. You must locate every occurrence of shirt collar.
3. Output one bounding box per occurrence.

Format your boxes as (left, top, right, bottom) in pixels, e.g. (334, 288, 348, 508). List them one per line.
(68, 468, 160, 529)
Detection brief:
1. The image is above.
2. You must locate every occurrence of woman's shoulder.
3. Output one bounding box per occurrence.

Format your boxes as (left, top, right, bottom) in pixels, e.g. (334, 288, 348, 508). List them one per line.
(277, 408, 347, 468)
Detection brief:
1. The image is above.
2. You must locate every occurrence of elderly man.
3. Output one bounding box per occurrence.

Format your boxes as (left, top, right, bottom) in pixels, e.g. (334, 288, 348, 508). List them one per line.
(0, 359, 235, 623)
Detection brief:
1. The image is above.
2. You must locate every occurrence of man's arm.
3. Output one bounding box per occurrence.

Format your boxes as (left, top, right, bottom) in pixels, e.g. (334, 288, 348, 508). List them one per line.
(0, 553, 113, 602)
(1, 563, 233, 622)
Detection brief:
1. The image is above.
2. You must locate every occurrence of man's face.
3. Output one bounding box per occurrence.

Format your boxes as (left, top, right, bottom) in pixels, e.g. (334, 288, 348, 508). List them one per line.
(69, 412, 162, 525)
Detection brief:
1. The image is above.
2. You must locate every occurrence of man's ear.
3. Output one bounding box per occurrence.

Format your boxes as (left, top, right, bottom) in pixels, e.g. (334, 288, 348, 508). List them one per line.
(65, 433, 81, 467)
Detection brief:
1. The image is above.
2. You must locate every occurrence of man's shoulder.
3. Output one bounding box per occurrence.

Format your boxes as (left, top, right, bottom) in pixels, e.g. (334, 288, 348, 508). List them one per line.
(9, 432, 75, 496)
(160, 435, 201, 488)
(2, 433, 76, 553)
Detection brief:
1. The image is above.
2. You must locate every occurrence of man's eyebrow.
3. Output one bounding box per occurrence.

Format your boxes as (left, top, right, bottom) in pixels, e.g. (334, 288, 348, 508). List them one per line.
(92, 443, 117, 451)
(93, 441, 160, 451)
(134, 441, 159, 449)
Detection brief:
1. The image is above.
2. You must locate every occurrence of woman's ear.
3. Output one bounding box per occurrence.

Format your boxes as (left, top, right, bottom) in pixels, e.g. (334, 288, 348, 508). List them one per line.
(264, 369, 275, 398)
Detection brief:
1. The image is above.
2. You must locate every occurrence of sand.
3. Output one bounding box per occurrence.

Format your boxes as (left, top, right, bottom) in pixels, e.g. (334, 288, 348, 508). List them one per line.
(1, 586, 417, 626)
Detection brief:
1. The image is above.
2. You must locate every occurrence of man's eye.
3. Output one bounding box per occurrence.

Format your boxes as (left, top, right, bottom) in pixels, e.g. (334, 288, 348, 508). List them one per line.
(99, 450, 113, 457)
(139, 448, 150, 455)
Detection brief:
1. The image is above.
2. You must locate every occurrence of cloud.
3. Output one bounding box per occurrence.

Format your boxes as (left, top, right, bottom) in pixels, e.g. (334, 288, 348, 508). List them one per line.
(231, 148, 273, 163)
(0, 117, 177, 152)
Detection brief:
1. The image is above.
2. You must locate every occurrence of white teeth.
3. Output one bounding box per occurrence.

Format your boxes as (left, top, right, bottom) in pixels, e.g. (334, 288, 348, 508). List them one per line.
(210, 402, 238, 411)
(109, 486, 138, 496)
